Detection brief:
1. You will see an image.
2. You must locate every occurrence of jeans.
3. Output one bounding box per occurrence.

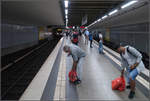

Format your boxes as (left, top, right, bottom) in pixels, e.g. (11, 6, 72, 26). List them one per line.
(99, 41, 103, 53)
(127, 68, 139, 84)
(90, 40, 93, 47)
(85, 35, 88, 45)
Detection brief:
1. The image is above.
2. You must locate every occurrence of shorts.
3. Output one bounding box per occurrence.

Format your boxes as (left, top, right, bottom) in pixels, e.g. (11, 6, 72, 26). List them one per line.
(127, 68, 139, 82)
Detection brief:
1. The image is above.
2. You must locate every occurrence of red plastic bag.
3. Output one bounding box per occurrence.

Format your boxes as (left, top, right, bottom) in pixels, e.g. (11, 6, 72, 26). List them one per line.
(118, 77, 126, 91)
(68, 70, 77, 82)
(112, 76, 126, 91)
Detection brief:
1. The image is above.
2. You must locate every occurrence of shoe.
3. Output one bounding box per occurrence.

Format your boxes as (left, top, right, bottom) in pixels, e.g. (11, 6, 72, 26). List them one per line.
(126, 85, 131, 89)
(128, 91, 135, 99)
(78, 79, 81, 83)
(74, 80, 81, 85)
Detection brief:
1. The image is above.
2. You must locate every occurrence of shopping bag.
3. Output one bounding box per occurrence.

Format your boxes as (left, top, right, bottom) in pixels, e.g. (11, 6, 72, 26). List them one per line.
(118, 77, 125, 91)
(112, 76, 125, 91)
(68, 70, 77, 83)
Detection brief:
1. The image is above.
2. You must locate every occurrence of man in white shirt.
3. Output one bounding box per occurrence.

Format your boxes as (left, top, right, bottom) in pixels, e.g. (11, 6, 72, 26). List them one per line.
(117, 45, 145, 99)
(84, 29, 89, 45)
(99, 33, 103, 39)
(63, 44, 86, 84)
(98, 32, 104, 54)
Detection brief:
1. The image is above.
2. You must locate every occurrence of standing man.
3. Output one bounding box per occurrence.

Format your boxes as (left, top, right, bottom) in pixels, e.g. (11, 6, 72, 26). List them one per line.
(63, 44, 86, 83)
(117, 45, 145, 99)
(84, 29, 89, 45)
(98, 32, 104, 54)
(88, 31, 93, 48)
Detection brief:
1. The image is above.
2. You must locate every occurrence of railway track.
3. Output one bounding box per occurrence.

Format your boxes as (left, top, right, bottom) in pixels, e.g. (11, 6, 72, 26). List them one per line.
(1, 37, 60, 100)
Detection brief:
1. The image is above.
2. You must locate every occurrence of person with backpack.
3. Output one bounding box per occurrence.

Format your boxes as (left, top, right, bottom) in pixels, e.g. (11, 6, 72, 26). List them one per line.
(117, 44, 145, 99)
(63, 44, 86, 84)
(72, 29, 79, 45)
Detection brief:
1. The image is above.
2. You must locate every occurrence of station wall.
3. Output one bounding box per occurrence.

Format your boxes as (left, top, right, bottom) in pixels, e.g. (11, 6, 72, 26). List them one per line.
(109, 22, 149, 54)
(1, 23, 39, 56)
(90, 2, 149, 55)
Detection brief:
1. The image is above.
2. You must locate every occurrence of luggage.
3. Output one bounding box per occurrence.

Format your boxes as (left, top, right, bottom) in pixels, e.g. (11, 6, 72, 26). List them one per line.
(112, 76, 126, 91)
(68, 70, 77, 83)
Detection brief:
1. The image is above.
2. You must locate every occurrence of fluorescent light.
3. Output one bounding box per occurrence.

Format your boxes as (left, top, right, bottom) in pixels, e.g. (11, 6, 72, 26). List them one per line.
(66, 18, 68, 24)
(108, 9, 118, 16)
(102, 15, 108, 19)
(65, 9, 68, 14)
(94, 21, 97, 23)
(92, 21, 97, 25)
(64, 0, 68, 8)
(97, 18, 101, 22)
(121, 0, 138, 9)
(66, 15, 68, 19)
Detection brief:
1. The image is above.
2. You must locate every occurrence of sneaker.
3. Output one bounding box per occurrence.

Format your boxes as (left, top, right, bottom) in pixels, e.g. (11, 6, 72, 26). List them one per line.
(74, 79, 81, 85)
(126, 85, 131, 89)
(74, 80, 78, 85)
(128, 91, 135, 99)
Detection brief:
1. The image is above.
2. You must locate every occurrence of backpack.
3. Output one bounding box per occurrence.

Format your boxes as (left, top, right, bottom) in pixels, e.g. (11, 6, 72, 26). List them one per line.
(72, 32, 78, 43)
(73, 38, 78, 43)
(120, 46, 137, 58)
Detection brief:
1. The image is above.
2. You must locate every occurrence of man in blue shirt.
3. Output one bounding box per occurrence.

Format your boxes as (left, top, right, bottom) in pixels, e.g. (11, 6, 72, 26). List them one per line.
(88, 32, 93, 48)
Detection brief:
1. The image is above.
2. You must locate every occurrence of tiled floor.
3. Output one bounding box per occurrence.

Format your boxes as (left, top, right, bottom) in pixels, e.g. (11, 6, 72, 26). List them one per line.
(65, 37, 148, 100)
(54, 39, 66, 100)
